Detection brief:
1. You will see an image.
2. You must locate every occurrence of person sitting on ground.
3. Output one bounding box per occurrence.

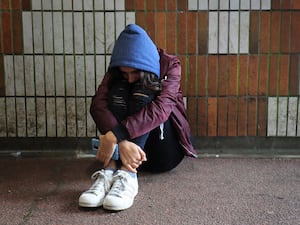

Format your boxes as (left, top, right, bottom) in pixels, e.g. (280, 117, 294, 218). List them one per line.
(79, 24, 197, 211)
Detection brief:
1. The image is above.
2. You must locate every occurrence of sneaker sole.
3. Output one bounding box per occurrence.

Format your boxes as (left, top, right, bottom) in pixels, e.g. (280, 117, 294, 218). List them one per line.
(79, 201, 103, 208)
(103, 201, 134, 211)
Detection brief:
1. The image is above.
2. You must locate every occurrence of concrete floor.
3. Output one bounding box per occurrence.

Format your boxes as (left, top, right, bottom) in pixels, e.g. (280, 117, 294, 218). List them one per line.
(0, 156, 299, 225)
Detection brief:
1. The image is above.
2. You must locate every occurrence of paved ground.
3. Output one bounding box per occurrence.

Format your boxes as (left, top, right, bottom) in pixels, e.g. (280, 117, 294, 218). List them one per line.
(0, 156, 299, 225)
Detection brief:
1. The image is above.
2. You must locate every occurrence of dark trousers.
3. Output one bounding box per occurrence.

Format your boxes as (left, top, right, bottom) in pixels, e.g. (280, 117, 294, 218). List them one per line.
(108, 79, 184, 173)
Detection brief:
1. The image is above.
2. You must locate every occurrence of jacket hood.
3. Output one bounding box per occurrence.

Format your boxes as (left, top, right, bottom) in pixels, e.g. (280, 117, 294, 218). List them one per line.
(109, 24, 160, 77)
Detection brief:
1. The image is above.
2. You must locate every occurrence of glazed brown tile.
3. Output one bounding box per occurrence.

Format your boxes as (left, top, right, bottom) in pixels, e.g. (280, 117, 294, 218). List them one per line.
(178, 55, 187, 96)
(177, 0, 187, 11)
(228, 98, 237, 136)
(207, 97, 217, 136)
(218, 56, 228, 97)
(248, 56, 258, 96)
(260, 12, 271, 53)
(146, 0, 155, 11)
(167, 0, 177, 11)
(249, 11, 259, 54)
(2, 12, 12, 54)
(145, 12, 156, 41)
(157, 0, 166, 11)
(12, 11, 23, 54)
(135, 0, 145, 10)
(269, 55, 279, 96)
(198, 98, 207, 136)
(207, 56, 217, 97)
(258, 55, 268, 96)
(281, 12, 291, 53)
(187, 12, 197, 54)
(125, 0, 135, 10)
(237, 97, 247, 136)
(238, 55, 249, 96)
(166, 12, 176, 54)
(217, 97, 227, 136)
(198, 56, 207, 97)
(11, 0, 21, 10)
(272, 0, 281, 9)
(291, 12, 300, 52)
(292, 0, 300, 9)
(177, 12, 187, 54)
(198, 12, 208, 54)
(257, 97, 267, 136)
(0, 55, 4, 96)
(228, 56, 238, 96)
(289, 55, 299, 95)
(279, 55, 289, 96)
(156, 12, 166, 49)
(0, 0, 10, 10)
(187, 97, 197, 135)
(281, 0, 292, 9)
(136, 12, 146, 27)
(270, 12, 280, 53)
(188, 55, 197, 96)
(247, 97, 257, 136)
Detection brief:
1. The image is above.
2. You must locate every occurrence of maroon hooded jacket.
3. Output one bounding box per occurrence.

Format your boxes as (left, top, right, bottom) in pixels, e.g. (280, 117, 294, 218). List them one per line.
(90, 48, 197, 158)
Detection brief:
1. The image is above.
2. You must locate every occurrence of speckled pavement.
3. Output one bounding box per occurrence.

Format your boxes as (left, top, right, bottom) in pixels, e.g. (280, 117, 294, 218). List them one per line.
(0, 156, 299, 225)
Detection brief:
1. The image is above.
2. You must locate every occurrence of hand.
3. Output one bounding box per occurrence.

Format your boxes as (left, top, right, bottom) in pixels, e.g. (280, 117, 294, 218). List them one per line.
(96, 131, 117, 167)
(118, 140, 147, 173)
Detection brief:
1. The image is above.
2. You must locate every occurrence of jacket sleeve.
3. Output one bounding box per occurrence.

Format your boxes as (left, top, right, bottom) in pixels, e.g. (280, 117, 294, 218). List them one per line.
(90, 73, 120, 134)
(90, 51, 182, 142)
(118, 53, 182, 140)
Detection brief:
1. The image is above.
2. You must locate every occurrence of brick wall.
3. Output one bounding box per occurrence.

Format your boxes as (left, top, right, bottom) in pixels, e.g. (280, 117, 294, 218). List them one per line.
(0, 0, 299, 139)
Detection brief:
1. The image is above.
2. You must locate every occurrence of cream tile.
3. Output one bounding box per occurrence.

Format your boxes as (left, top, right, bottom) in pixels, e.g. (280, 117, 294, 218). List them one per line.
(115, 0, 125, 10)
(66, 98, 76, 137)
(198, 0, 208, 10)
(74, 55, 85, 96)
(74, 13, 84, 54)
(16, 98, 26, 137)
(84, 12, 95, 54)
(26, 98, 37, 137)
(42, 0, 52, 10)
(188, 0, 198, 10)
(14, 56, 25, 96)
(36, 98, 46, 136)
(208, 12, 218, 54)
(125, 12, 135, 25)
(219, 12, 229, 54)
(44, 56, 55, 96)
(239, 12, 249, 54)
(85, 55, 96, 96)
(63, 0, 72, 10)
(76, 98, 86, 137)
(53, 12, 64, 54)
(6, 98, 16, 137)
(0, 98, 7, 136)
(24, 56, 35, 96)
(63, 12, 74, 54)
(31, 0, 42, 10)
(277, 97, 288, 136)
(95, 12, 105, 54)
(23, 12, 33, 54)
(105, 0, 115, 10)
(229, 12, 239, 54)
(56, 97, 66, 137)
(54, 56, 65, 96)
(105, 12, 116, 54)
(33, 12, 43, 54)
(65, 56, 75, 96)
(34, 56, 45, 96)
(73, 0, 83, 10)
(230, 0, 239, 10)
(287, 97, 298, 136)
(46, 98, 56, 137)
(4, 56, 14, 96)
(43, 12, 54, 53)
(267, 97, 277, 136)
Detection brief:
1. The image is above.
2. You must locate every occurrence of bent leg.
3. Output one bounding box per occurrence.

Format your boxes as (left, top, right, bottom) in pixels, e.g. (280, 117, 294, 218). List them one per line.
(139, 119, 185, 173)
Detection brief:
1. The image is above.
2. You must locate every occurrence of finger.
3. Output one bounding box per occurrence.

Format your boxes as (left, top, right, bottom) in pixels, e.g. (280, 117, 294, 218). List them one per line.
(125, 163, 137, 173)
(103, 158, 110, 168)
(139, 149, 147, 161)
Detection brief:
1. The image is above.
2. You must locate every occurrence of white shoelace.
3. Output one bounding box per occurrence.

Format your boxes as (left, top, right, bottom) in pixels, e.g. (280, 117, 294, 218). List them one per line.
(109, 174, 127, 197)
(86, 170, 110, 195)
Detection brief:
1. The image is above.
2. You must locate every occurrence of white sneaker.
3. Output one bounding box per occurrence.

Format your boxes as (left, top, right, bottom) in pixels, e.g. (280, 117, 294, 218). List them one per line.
(103, 170, 138, 211)
(79, 169, 114, 207)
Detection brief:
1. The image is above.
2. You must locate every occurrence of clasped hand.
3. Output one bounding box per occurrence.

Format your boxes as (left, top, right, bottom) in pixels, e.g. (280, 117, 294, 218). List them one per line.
(96, 131, 147, 173)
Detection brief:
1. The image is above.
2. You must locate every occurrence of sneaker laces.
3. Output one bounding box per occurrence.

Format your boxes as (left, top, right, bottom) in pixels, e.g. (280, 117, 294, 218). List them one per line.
(85, 170, 110, 195)
(109, 173, 128, 197)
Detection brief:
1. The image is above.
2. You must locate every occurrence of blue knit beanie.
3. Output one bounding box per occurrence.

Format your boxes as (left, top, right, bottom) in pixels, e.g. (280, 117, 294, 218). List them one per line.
(109, 24, 160, 77)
